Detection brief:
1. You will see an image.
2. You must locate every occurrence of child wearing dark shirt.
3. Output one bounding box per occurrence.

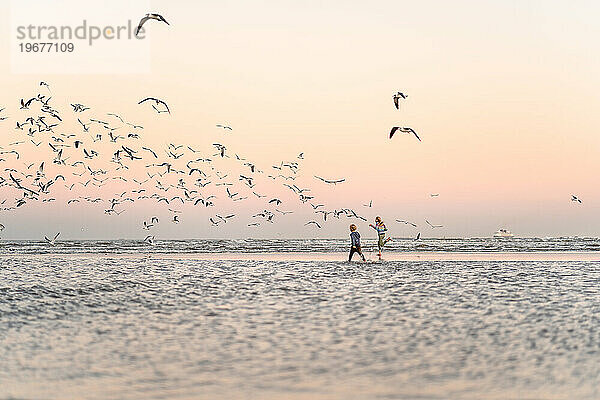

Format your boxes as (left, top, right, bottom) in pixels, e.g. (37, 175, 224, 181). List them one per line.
(349, 224, 366, 262)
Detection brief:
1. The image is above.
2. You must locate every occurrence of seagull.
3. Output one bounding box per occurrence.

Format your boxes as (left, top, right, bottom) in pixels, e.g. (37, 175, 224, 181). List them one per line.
(142, 146, 158, 158)
(305, 221, 322, 228)
(571, 195, 582, 204)
(44, 232, 60, 245)
(77, 118, 89, 132)
(389, 127, 421, 141)
(415, 232, 421, 240)
(275, 209, 293, 215)
(298, 152, 304, 159)
(138, 97, 170, 114)
(393, 91, 408, 109)
(216, 124, 232, 130)
(425, 220, 443, 229)
(269, 198, 282, 205)
(135, 13, 170, 36)
(20, 98, 35, 110)
(314, 176, 345, 185)
(71, 103, 89, 112)
(363, 200, 372, 208)
(144, 235, 155, 245)
(215, 214, 235, 223)
(396, 220, 417, 227)
(430, 193, 439, 197)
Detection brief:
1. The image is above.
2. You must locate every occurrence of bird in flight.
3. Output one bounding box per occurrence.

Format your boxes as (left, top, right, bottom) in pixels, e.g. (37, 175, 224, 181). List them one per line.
(135, 13, 170, 36)
(216, 124, 232, 130)
(363, 200, 372, 208)
(20, 98, 35, 110)
(390, 127, 421, 141)
(314, 176, 345, 185)
(571, 195, 582, 204)
(138, 97, 170, 114)
(44, 232, 60, 245)
(430, 193, 439, 197)
(425, 220, 443, 229)
(71, 103, 89, 112)
(396, 220, 417, 227)
(305, 221, 322, 228)
(393, 91, 407, 109)
(40, 81, 51, 92)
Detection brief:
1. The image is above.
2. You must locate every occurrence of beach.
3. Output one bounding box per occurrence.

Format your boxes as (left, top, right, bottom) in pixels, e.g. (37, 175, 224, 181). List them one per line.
(1, 239, 599, 400)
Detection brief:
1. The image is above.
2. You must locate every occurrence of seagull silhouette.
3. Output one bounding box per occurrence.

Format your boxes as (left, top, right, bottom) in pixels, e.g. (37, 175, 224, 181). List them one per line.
(44, 232, 60, 245)
(135, 13, 170, 36)
(390, 127, 421, 141)
(305, 220, 322, 228)
(138, 97, 170, 114)
(425, 220, 443, 229)
(393, 91, 407, 109)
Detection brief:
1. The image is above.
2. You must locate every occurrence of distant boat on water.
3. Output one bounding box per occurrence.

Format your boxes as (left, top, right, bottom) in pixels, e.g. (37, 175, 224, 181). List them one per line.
(493, 229, 514, 238)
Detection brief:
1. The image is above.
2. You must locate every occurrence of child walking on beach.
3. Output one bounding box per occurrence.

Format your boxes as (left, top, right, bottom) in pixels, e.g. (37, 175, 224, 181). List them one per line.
(349, 224, 366, 262)
(370, 216, 392, 260)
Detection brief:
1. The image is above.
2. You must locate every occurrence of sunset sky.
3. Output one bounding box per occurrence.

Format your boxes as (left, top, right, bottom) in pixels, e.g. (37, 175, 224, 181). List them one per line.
(0, 0, 599, 239)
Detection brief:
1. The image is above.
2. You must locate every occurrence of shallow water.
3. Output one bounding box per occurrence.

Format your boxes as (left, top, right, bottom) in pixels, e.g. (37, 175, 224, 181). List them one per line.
(2, 236, 600, 254)
(1, 253, 599, 399)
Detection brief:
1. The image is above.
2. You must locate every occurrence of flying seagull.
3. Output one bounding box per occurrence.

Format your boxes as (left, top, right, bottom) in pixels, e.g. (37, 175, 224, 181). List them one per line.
(396, 220, 417, 227)
(393, 91, 407, 109)
(135, 13, 170, 36)
(138, 97, 170, 114)
(425, 220, 443, 229)
(40, 81, 51, 92)
(390, 127, 421, 141)
(314, 176, 345, 185)
(44, 232, 60, 245)
(305, 221, 322, 228)
(571, 195, 582, 204)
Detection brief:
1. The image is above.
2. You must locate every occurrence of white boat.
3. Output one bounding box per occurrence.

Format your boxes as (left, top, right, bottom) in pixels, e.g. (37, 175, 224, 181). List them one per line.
(493, 229, 514, 238)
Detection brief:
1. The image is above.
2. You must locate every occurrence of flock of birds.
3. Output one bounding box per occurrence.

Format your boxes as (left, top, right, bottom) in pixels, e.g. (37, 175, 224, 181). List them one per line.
(0, 12, 586, 245)
(0, 80, 440, 245)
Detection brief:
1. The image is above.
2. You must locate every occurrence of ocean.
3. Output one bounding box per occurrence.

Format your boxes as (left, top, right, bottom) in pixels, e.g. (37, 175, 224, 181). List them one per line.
(1, 238, 599, 399)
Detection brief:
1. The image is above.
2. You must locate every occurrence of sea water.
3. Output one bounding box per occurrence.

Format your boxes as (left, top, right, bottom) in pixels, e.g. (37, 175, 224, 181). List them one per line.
(1, 239, 599, 399)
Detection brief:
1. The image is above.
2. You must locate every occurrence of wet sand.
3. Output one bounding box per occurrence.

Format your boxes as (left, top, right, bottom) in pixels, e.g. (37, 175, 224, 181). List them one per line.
(4, 251, 600, 261)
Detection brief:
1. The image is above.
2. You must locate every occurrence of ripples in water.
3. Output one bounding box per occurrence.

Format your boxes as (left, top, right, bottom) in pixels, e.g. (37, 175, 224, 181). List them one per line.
(1, 256, 599, 399)
(1, 236, 600, 254)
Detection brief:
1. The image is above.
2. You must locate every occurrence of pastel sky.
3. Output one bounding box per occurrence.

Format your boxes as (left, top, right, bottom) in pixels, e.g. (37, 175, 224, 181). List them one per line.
(0, 0, 599, 239)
